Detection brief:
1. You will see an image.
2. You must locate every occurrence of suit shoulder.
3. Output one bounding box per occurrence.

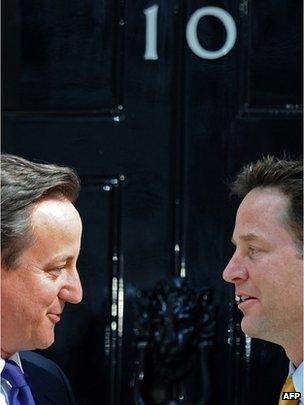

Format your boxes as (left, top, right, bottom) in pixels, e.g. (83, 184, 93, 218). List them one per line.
(20, 351, 75, 405)
(20, 350, 63, 375)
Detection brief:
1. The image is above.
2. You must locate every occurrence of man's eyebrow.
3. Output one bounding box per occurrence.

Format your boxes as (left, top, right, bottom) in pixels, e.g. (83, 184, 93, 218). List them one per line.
(239, 233, 262, 242)
(46, 255, 71, 266)
(231, 233, 267, 245)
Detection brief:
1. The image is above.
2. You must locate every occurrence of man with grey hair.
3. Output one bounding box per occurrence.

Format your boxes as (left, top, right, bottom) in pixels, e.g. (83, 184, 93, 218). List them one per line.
(223, 156, 303, 404)
(1, 154, 83, 404)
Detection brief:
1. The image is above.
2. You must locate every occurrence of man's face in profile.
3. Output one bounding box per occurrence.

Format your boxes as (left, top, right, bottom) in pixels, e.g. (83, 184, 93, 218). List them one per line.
(223, 187, 303, 346)
(1, 197, 83, 357)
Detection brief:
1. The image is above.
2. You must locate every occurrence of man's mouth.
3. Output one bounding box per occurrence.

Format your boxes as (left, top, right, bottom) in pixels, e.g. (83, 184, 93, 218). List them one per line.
(47, 313, 61, 323)
(235, 295, 257, 304)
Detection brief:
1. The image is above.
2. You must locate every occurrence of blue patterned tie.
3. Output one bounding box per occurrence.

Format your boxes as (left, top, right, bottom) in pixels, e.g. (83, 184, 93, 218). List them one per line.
(2, 360, 36, 405)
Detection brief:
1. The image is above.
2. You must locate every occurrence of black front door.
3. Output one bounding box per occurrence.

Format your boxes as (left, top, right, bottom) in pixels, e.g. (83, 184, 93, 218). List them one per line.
(2, 1, 302, 404)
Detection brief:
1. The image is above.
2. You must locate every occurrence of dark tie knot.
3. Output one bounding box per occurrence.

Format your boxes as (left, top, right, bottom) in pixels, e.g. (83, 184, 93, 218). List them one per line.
(2, 360, 28, 388)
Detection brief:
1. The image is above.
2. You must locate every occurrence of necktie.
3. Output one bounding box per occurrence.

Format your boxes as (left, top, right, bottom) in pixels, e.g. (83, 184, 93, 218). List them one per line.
(278, 376, 299, 404)
(1, 360, 36, 405)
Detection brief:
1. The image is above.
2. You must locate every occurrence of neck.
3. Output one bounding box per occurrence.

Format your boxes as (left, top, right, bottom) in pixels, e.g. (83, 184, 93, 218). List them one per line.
(286, 351, 303, 368)
(284, 336, 303, 367)
(1, 348, 14, 359)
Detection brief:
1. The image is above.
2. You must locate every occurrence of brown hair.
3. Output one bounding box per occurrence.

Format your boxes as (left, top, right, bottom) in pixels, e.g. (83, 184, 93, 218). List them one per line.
(1, 154, 80, 268)
(231, 155, 303, 253)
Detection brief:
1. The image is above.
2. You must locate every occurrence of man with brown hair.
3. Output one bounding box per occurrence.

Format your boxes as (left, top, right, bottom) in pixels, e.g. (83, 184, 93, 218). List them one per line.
(223, 156, 303, 404)
(1, 154, 83, 404)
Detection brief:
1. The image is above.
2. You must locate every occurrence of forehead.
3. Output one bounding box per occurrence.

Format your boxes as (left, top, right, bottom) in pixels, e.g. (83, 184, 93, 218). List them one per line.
(234, 187, 292, 243)
(5, 197, 82, 270)
(28, 198, 82, 258)
(31, 197, 81, 227)
(238, 187, 289, 216)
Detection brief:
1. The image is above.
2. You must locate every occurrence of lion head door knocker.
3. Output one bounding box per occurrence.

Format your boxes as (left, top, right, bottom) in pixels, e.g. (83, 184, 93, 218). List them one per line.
(131, 277, 216, 405)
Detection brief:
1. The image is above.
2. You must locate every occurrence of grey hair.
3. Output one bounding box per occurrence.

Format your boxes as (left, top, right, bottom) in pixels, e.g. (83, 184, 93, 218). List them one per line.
(1, 154, 80, 268)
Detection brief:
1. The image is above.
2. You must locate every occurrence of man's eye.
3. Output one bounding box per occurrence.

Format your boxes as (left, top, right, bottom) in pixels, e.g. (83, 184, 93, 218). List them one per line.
(55, 267, 65, 272)
(248, 247, 259, 256)
(49, 267, 65, 275)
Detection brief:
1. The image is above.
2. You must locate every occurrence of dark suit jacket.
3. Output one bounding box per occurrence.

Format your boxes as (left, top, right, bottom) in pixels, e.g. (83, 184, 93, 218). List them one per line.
(20, 351, 75, 405)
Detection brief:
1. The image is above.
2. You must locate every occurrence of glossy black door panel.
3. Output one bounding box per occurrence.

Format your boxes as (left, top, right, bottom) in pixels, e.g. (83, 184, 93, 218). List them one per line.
(2, 0, 302, 404)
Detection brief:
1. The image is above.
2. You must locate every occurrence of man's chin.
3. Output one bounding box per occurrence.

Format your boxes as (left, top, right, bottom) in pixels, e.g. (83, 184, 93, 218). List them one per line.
(240, 316, 261, 338)
(241, 315, 274, 343)
(35, 333, 55, 350)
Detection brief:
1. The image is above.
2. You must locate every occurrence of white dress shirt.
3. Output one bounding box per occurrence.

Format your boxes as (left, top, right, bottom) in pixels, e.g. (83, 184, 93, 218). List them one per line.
(289, 361, 303, 405)
(0, 353, 24, 405)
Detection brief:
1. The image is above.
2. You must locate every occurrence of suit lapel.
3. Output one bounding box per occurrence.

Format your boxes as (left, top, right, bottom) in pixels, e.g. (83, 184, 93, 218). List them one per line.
(22, 362, 56, 404)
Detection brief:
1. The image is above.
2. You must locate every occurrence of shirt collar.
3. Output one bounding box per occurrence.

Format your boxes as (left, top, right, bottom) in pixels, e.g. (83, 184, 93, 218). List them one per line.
(0, 352, 24, 374)
(289, 361, 303, 397)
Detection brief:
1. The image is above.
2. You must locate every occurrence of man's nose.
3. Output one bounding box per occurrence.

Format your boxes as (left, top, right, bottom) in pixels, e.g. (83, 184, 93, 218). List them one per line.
(59, 269, 83, 304)
(222, 252, 248, 284)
